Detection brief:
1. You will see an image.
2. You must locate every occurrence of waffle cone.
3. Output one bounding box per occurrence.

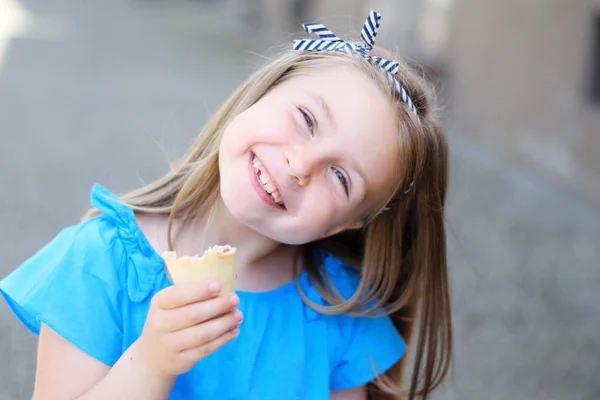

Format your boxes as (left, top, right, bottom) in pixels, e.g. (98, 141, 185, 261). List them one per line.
(162, 245, 236, 293)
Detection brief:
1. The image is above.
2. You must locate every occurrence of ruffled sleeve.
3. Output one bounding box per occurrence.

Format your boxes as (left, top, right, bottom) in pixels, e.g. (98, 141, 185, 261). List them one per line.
(89, 184, 164, 302)
(312, 249, 408, 390)
(0, 184, 163, 366)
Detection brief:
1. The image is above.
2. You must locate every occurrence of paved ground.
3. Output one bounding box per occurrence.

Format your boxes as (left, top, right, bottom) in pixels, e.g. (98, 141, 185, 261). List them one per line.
(1, 2, 599, 399)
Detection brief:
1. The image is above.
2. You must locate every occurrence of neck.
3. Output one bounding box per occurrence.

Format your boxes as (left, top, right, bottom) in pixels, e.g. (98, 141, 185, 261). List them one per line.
(172, 197, 298, 291)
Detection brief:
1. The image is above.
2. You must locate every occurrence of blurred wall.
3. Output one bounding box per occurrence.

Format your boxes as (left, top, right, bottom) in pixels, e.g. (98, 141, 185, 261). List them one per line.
(220, 0, 426, 53)
(447, 0, 600, 199)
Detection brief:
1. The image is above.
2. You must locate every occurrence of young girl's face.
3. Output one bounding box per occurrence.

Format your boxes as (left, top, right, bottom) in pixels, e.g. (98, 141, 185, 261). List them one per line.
(218, 64, 401, 244)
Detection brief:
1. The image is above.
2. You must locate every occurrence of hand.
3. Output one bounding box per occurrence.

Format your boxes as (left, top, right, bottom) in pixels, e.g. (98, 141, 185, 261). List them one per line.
(138, 281, 242, 377)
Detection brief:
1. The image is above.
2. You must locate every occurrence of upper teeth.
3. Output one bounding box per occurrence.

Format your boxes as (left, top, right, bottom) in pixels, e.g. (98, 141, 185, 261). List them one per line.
(252, 156, 283, 205)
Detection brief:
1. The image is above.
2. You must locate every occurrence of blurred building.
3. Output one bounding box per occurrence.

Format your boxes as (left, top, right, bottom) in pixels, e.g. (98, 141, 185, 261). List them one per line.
(219, 0, 600, 199)
(447, 0, 600, 200)
(220, 0, 431, 52)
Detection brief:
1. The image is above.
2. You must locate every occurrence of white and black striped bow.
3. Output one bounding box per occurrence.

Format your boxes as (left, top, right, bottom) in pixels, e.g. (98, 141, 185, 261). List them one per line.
(293, 10, 418, 117)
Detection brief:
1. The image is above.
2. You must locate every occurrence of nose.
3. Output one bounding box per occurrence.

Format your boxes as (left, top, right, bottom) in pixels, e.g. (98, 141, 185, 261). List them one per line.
(285, 148, 314, 186)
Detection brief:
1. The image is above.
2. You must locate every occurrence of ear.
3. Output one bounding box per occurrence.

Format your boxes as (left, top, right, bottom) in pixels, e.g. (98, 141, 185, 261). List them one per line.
(322, 220, 365, 238)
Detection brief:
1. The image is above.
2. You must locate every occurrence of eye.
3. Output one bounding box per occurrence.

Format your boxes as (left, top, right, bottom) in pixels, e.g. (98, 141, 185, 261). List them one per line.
(332, 168, 349, 196)
(297, 107, 315, 134)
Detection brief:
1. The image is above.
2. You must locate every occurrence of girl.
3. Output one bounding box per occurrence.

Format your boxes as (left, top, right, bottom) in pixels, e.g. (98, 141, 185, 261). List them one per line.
(0, 11, 451, 400)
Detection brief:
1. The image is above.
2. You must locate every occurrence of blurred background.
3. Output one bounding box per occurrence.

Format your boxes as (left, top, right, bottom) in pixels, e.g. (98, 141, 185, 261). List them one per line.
(1, 0, 599, 399)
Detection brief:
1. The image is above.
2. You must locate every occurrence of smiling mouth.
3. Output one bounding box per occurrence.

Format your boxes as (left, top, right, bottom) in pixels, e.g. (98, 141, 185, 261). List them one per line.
(251, 154, 286, 209)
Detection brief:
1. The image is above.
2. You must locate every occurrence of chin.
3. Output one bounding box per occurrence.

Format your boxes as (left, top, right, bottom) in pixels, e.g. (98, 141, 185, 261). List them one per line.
(247, 222, 322, 246)
(225, 205, 318, 246)
(219, 181, 323, 245)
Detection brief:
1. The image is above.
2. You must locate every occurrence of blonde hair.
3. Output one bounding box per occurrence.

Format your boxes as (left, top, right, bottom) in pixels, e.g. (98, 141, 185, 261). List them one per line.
(84, 46, 452, 399)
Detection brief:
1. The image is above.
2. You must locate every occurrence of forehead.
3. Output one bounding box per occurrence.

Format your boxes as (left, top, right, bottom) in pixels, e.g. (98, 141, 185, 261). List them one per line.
(276, 65, 401, 208)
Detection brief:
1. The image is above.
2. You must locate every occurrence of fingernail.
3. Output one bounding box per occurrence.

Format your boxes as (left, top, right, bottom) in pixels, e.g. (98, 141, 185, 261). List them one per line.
(230, 328, 240, 336)
(229, 294, 240, 307)
(234, 310, 243, 323)
(208, 281, 220, 294)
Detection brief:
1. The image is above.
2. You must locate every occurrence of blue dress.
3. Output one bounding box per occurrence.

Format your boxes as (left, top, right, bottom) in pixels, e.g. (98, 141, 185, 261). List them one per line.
(0, 185, 406, 399)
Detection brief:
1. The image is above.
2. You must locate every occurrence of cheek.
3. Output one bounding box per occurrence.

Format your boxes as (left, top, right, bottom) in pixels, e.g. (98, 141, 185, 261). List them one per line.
(220, 118, 246, 157)
(299, 187, 340, 228)
(254, 105, 298, 141)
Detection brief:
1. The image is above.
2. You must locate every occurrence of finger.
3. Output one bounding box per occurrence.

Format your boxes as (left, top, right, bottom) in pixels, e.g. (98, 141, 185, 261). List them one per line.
(167, 293, 240, 331)
(153, 281, 222, 310)
(173, 310, 243, 351)
(180, 327, 240, 363)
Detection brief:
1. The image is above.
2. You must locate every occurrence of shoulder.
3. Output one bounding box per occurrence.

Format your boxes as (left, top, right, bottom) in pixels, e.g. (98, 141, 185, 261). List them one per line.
(308, 248, 407, 390)
(0, 184, 166, 365)
(40, 184, 161, 281)
(2, 184, 165, 309)
(6, 211, 130, 297)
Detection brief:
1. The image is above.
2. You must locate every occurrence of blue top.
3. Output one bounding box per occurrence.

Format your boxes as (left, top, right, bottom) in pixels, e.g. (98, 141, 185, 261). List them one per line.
(0, 184, 406, 399)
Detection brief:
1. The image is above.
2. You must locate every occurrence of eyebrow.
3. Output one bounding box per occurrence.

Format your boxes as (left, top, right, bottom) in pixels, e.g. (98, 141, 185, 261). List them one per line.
(310, 93, 336, 129)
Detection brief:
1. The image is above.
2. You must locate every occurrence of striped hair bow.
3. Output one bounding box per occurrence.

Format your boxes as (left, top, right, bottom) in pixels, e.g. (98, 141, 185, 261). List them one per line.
(293, 10, 418, 117)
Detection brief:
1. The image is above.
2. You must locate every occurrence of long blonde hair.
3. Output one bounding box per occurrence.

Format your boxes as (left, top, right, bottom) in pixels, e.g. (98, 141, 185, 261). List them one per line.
(84, 46, 452, 399)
